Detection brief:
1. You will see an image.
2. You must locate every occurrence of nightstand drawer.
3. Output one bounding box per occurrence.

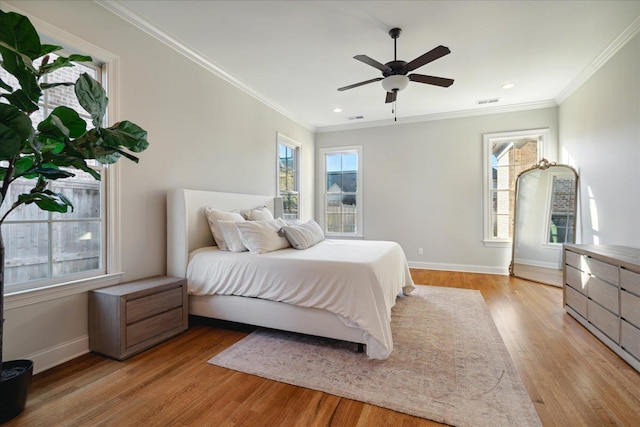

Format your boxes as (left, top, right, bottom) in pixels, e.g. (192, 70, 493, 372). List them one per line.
(621, 290, 640, 328)
(565, 265, 587, 295)
(127, 287, 183, 324)
(621, 320, 640, 361)
(588, 300, 619, 343)
(565, 285, 587, 318)
(565, 250, 582, 270)
(586, 257, 619, 285)
(588, 276, 619, 315)
(621, 268, 640, 296)
(127, 307, 184, 348)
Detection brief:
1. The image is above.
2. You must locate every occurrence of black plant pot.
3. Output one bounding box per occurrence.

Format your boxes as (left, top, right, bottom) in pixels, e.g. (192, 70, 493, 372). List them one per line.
(0, 359, 34, 423)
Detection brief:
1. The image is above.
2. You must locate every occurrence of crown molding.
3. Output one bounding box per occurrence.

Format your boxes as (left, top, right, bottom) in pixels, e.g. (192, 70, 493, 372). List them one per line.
(95, 0, 316, 132)
(315, 100, 558, 133)
(555, 14, 640, 104)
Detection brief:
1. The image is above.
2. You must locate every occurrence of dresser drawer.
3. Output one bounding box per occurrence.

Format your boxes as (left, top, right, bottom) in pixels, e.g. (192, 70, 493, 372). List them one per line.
(588, 276, 619, 314)
(565, 285, 587, 318)
(127, 287, 183, 324)
(621, 320, 640, 361)
(565, 265, 587, 295)
(588, 300, 619, 343)
(585, 257, 619, 285)
(621, 290, 640, 328)
(127, 307, 184, 348)
(621, 268, 640, 296)
(565, 250, 582, 270)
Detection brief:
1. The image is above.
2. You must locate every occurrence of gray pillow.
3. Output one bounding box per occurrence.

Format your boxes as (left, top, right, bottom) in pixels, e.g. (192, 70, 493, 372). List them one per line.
(280, 220, 325, 250)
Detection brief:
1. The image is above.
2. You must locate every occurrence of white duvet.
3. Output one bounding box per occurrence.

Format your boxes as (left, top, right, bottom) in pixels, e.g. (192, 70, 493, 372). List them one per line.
(186, 239, 415, 359)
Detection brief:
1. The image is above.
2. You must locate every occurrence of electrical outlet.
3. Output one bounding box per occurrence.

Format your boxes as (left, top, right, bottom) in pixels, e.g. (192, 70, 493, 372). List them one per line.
(418, 248, 423, 255)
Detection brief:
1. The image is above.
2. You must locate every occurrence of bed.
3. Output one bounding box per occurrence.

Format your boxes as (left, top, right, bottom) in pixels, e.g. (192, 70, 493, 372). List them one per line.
(166, 188, 414, 359)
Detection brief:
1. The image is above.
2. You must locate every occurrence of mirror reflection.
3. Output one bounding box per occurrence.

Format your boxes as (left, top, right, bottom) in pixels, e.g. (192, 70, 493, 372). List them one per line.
(509, 159, 578, 286)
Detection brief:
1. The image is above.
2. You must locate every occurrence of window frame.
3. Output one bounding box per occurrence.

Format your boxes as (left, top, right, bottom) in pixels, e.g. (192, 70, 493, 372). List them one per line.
(3, 12, 123, 309)
(276, 133, 301, 220)
(482, 129, 550, 247)
(318, 145, 363, 238)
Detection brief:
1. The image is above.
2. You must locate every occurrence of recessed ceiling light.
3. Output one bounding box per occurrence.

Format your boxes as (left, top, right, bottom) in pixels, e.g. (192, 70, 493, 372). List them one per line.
(501, 83, 515, 89)
(333, 107, 342, 113)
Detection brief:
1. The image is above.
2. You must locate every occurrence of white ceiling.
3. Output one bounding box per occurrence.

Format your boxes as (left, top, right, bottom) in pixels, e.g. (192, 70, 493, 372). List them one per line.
(102, 1, 640, 131)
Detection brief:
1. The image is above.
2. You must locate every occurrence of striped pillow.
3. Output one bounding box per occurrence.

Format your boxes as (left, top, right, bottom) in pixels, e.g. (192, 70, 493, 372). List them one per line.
(280, 220, 325, 250)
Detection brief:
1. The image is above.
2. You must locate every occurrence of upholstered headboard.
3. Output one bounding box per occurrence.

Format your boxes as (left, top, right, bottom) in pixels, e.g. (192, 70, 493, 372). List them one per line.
(167, 189, 277, 278)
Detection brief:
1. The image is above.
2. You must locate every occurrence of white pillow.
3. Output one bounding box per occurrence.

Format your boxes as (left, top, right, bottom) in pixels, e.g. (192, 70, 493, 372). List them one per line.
(204, 207, 245, 251)
(280, 220, 325, 250)
(243, 205, 274, 221)
(216, 220, 248, 252)
(235, 218, 290, 254)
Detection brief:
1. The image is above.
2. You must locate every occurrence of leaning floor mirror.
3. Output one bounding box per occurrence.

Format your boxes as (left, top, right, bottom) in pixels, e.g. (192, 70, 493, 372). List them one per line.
(509, 159, 579, 287)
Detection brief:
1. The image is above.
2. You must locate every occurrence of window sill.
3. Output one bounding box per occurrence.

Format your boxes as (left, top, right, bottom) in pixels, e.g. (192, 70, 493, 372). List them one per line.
(482, 239, 512, 248)
(326, 234, 364, 240)
(4, 272, 124, 310)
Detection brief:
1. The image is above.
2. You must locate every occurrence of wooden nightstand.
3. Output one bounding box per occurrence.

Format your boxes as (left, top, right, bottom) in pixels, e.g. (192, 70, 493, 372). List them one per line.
(89, 276, 188, 360)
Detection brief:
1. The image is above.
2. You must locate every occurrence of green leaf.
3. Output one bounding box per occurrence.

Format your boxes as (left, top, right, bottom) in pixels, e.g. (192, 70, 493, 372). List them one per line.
(1, 89, 40, 112)
(33, 166, 75, 180)
(0, 103, 32, 159)
(40, 82, 75, 90)
(41, 151, 101, 180)
(38, 54, 93, 76)
(0, 76, 13, 91)
(75, 73, 107, 128)
(0, 10, 42, 60)
(38, 106, 87, 139)
(39, 43, 62, 56)
(0, 102, 33, 139)
(102, 121, 149, 153)
(0, 47, 40, 100)
(13, 156, 34, 176)
(17, 189, 73, 213)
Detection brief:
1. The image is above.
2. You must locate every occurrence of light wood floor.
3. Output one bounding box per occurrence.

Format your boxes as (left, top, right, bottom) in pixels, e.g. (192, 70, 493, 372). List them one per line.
(6, 270, 640, 426)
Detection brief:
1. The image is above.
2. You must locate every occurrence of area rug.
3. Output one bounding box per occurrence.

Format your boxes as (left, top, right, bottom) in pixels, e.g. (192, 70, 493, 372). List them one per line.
(208, 285, 541, 427)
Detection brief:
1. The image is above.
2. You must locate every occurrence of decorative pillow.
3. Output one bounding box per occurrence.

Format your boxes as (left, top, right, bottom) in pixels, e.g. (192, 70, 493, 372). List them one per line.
(235, 218, 290, 254)
(204, 207, 245, 251)
(216, 220, 248, 252)
(242, 205, 275, 221)
(280, 220, 325, 250)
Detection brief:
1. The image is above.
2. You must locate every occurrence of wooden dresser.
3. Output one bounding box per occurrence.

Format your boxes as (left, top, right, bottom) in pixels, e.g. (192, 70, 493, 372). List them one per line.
(563, 244, 640, 372)
(89, 276, 188, 360)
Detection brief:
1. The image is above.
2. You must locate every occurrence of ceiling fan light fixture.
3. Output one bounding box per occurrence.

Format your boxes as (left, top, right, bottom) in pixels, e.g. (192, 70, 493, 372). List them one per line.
(381, 75, 409, 93)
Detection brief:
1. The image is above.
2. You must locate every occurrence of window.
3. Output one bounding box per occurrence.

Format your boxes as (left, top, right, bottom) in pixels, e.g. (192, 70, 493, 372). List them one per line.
(482, 129, 549, 245)
(319, 146, 363, 236)
(546, 174, 576, 244)
(1, 24, 123, 302)
(277, 133, 301, 220)
(0, 54, 108, 292)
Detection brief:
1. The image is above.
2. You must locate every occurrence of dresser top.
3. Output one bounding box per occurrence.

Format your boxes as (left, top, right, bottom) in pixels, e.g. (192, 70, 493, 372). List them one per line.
(565, 244, 640, 271)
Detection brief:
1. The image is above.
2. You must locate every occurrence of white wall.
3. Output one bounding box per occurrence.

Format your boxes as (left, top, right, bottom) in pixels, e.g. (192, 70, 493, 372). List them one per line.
(316, 107, 559, 273)
(2, 0, 314, 371)
(559, 32, 640, 247)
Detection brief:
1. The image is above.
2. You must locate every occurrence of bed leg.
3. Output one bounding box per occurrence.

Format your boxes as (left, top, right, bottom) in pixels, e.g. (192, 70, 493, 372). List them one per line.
(357, 343, 365, 353)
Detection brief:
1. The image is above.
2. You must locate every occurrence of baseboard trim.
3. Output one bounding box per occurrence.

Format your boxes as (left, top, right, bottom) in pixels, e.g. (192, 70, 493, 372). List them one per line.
(408, 261, 509, 276)
(23, 335, 90, 375)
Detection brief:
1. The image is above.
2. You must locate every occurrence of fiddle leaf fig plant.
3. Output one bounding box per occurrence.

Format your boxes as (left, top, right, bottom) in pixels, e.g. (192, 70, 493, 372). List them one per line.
(0, 9, 149, 377)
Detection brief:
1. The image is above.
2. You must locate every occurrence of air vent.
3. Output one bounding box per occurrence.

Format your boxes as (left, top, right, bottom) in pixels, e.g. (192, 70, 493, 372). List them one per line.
(348, 115, 364, 120)
(476, 98, 500, 105)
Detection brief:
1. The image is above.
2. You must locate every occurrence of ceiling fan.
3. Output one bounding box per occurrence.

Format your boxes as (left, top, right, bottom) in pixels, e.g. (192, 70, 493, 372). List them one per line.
(338, 28, 454, 104)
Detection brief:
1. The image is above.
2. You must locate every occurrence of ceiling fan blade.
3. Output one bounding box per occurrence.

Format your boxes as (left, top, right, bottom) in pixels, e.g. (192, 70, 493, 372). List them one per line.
(385, 91, 397, 104)
(409, 74, 454, 87)
(406, 45, 451, 72)
(354, 55, 392, 73)
(337, 77, 383, 91)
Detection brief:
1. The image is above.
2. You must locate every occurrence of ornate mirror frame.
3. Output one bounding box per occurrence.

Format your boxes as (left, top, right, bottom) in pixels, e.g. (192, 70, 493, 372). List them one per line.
(509, 159, 579, 286)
